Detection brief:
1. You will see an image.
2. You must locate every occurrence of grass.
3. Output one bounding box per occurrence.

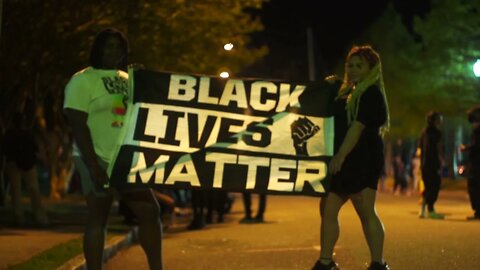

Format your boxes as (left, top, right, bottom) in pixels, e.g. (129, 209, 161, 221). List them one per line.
(8, 237, 83, 270)
(7, 226, 129, 270)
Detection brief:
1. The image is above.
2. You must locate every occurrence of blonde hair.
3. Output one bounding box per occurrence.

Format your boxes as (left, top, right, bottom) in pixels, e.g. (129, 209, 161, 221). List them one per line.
(337, 45, 390, 136)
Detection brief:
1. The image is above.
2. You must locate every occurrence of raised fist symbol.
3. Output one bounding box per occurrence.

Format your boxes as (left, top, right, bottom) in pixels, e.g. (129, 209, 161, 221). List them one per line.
(291, 117, 320, 156)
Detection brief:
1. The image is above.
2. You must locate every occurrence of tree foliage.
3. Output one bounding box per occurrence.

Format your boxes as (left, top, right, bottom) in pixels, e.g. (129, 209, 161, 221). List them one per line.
(354, 1, 480, 138)
(349, 4, 423, 137)
(412, 0, 480, 112)
(0, 0, 267, 122)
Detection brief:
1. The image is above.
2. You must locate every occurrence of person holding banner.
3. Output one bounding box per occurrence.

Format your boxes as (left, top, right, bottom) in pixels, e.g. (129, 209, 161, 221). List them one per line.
(313, 45, 390, 270)
(64, 28, 163, 270)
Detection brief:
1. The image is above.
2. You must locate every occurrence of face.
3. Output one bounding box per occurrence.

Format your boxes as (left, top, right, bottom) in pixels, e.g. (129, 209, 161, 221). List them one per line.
(346, 55, 370, 83)
(102, 36, 124, 69)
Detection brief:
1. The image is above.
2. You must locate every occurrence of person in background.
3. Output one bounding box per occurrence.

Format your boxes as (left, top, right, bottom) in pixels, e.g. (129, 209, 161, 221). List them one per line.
(63, 28, 163, 270)
(239, 192, 267, 223)
(3, 112, 48, 226)
(313, 45, 390, 270)
(187, 190, 207, 230)
(411, 147, 422, 195)
(0, 114, 6, 206)
(461, 105, 480, 220)
(392, 139, 408, 195)
(418, 111, 445, 219)
(206, 190, 228, 224)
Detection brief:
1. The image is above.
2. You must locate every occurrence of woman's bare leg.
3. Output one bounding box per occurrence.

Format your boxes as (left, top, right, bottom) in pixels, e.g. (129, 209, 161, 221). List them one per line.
(350, 188, 385, 263)
(319, 192, 347, 264)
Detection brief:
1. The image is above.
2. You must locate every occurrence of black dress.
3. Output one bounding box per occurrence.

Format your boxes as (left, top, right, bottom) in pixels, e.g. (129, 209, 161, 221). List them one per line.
(330, 85, 387, 195)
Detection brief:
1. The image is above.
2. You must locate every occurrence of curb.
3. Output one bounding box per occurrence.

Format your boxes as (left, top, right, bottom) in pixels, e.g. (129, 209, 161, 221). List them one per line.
(57, 226, 138, 270)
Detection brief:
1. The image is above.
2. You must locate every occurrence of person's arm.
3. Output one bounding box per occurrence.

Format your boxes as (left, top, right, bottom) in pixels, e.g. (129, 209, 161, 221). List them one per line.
(329, 121, 365, 174)
(437, 136, 446, 167)
(65, 108, 109, 189)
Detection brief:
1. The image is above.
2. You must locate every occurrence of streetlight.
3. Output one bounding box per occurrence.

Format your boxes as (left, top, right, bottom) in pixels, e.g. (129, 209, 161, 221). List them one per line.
(224, 43, 234, 51)
(219, 71, 230, 78)
(473, 59, 480, 77)
(220, 43, 233, 78)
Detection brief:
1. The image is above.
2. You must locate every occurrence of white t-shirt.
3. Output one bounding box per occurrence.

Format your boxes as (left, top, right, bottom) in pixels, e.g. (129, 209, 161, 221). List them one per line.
(64, 67, 129, 163)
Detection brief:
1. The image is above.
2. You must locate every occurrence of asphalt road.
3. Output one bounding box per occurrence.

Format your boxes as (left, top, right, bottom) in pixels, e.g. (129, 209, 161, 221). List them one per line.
(106, 190, 480, 270)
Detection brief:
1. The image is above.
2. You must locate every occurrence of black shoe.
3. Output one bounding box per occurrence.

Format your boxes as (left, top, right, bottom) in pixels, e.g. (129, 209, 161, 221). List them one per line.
(311, 260, 339, 270)
(239, 216, 254, 224)
(367, 261, 390, 270)
(254, 215, 264, 223)
(187, 219, 205, 230)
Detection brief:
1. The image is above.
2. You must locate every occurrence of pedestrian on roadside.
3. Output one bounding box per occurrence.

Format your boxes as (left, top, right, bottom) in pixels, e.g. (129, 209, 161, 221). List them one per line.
(0, 114, 6, 206)
(63, 28, 163, 270)
(460, 105, 480, 220)
(418, 111, 445, 219)
(239, 192, 267, 223)
(3, 112, 48, 227)
(187, 190, 207, 230)
(313, 45, 390, 270)
(206, 190, 228, 224)
(392, 139, 408, 195)
(411, 147, 422, 195)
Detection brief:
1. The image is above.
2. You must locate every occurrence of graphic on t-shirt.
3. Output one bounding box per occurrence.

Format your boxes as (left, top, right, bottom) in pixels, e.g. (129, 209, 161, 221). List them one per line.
(102, 76, 129, 127)
(111, 94, 128, 127)
(102, 76, 128, 95)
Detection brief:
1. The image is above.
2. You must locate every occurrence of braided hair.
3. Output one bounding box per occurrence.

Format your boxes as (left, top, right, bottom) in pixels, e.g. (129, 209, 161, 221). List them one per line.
(337, 45, 390, 135)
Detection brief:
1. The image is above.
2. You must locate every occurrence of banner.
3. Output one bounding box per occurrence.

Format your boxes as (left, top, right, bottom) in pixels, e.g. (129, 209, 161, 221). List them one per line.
(109, 70, 337, 197)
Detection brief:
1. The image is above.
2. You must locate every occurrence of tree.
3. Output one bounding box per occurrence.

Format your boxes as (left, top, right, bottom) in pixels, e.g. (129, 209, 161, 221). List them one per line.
(352, 1, 480, 176)
(353, 1, 480, 137)
(412, 0, 480, 114)
(0, 0, 268, 123)
(349, 4, 424, 137)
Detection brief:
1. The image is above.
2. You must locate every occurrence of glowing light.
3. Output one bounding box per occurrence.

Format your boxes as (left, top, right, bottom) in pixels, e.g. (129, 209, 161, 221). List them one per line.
(224, 43, 234, 51)
(474, 59, 480, 77)
(220, 71, 230, 78)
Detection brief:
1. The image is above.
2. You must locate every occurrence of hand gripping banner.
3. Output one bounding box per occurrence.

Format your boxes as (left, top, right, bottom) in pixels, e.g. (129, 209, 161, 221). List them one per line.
(108, 69, 337, 197)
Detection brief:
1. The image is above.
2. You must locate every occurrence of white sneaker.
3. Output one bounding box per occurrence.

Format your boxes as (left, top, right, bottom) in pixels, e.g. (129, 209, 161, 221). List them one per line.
(419, 202, 426, 218)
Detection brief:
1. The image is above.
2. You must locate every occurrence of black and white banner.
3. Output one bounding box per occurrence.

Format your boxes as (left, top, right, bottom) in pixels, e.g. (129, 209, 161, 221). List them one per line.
(108, 70, 337, 197)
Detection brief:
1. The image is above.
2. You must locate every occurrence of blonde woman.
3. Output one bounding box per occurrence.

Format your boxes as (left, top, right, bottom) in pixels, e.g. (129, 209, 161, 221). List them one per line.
(313, 45, 390, 270)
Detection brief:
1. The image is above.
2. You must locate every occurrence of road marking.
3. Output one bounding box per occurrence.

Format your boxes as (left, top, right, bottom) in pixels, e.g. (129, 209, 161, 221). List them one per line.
(243, 245, 344, 253)
(244, 245, 324, 253)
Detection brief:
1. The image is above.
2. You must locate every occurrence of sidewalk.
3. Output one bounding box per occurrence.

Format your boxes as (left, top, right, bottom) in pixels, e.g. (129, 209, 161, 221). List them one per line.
(0, 194, 140, 270)
(0, 177, 470, 270)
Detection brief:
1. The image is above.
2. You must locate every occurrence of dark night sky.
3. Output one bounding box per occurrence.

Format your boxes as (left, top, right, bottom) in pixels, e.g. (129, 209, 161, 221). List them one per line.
(243, 0, 430, 80)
